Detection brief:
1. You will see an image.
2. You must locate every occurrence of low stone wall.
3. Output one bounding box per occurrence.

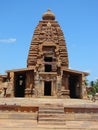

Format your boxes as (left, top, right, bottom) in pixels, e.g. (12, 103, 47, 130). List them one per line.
(64, 107, 98, 113)
(0, 104, 98, 114)
(0, 104, 38, 112)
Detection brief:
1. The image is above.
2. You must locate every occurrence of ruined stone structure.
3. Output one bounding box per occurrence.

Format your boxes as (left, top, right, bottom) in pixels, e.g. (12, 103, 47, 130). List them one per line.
(0, 9, 89, 98)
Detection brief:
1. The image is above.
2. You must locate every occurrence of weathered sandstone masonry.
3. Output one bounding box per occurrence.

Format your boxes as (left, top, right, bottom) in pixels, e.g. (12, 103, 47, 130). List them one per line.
(0, 9, 89, 98)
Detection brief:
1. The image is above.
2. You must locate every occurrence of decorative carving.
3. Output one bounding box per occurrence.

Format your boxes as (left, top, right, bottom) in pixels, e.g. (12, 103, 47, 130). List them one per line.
(27, 12, 68, 68)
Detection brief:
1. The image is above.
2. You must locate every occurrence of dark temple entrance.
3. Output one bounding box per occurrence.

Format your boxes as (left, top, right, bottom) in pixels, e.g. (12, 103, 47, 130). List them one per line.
(44, 81, 51, 96)
(14, 72, 26, 97)
(69, 75, 80, 98)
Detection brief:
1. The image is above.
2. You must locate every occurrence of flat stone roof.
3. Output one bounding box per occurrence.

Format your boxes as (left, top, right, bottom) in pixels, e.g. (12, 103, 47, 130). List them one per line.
(6, 68, 34, 73)
(63, 68, 89, 76)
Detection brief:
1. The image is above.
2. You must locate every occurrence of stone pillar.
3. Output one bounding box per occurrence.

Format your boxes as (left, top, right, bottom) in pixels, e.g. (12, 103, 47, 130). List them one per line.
(57, 75, 61, 92)
(38, 76, 43, 96)
(41, 80, 44, 96)
(81, 74, 88, 99)
(52, 77, 56, 96)
(59, 73, 70, 98)
(64, 75, 69, 90)
(10, 72, 14, 97)
(64, 75, 70, 98)
(34, 72, 40, 97)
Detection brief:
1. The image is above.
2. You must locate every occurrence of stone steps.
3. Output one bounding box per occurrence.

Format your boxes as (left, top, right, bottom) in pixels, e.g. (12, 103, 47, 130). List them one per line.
(39, 108, 64, 113)
(0, 98, 98, 129)
(38, 113, 65, 118)
(38, 105, 66, 125)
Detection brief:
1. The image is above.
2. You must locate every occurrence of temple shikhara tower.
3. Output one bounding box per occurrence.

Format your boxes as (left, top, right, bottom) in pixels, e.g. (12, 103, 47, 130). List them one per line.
(0, 10, 89, 98)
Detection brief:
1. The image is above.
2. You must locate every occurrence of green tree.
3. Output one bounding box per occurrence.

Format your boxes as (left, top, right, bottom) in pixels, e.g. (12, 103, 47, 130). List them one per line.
(89, 79, 98, 95)
(93, 79, 98, 93)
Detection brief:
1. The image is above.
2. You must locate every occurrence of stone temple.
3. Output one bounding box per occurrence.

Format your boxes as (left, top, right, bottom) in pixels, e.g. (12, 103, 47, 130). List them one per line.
(1, 10, 98, 130)
(0, 9, 88, 98)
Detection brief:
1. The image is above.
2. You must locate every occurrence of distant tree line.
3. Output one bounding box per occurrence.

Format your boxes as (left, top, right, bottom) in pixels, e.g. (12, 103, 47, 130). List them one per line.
(86, 79, 98, 96)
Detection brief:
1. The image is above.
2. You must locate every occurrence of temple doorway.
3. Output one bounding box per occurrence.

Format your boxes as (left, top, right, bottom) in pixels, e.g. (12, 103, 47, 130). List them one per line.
(69, 75, 80, 98)
(14, 72, 26, 97)
(44, 81, 51, 96)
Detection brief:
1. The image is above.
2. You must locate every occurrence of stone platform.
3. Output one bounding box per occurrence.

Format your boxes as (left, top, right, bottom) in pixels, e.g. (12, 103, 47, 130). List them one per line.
(0, 98, 98, 130)
(0, 98, 98, 106)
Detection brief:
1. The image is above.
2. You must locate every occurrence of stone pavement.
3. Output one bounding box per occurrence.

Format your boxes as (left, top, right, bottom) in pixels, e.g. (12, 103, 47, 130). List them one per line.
(0, 119, 98, 130)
